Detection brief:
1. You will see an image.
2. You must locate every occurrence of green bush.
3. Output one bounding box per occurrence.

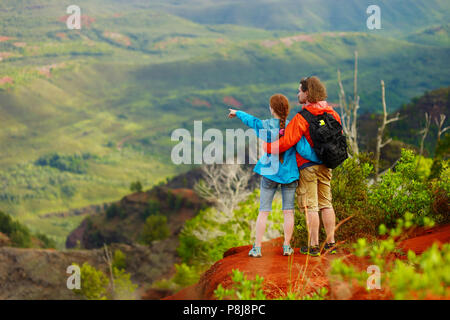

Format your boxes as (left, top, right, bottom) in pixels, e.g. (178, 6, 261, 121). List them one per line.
(172, 263, 202, 288)
(0, 210, 32, 248)
(73, 261, 138, 300)
(74, 262, 109, 300)
(140, 214, 170, 245)
(369, 149, 432, 227)
(112, 267, 138, 300)
(35, 153, 88, 174)
(130, 181, 143, 193)
(112, 249, 127, 270)
(106, 204, 126, 220)
(141, 198, 161, 220)
(35, 232, 56, 249)
(430, 160, 450, 224)
(330, 215, 449, 299)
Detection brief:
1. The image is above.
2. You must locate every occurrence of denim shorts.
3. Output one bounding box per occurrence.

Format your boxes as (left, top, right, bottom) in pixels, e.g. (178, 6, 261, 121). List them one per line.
(259, 176, 298, 211)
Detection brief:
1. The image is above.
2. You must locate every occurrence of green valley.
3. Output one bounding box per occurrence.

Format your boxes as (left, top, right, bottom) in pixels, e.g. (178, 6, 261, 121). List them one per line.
(0, 0, 449, 248)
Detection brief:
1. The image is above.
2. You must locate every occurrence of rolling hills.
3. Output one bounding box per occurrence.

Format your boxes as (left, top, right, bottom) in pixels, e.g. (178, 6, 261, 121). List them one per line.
(0, 0, 449, 247)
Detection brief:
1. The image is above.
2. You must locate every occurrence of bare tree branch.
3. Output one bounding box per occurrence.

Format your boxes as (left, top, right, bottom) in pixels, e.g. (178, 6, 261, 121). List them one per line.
(435, 114, 449, 142)
(194, 163, 252, 216)
(374, 80, 400, 181)
(415, 112, 432, 172)
(336, 51, 360, 156)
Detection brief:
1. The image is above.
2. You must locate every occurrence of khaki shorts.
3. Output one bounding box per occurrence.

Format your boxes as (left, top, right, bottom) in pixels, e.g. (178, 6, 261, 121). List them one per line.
(296, 164, 333, 212)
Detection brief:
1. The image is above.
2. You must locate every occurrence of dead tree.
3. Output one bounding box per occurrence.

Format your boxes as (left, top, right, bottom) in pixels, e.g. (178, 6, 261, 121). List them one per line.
(435, 114, 449, 142)
(337, 50, 360, 156)
(103, 244, 115, 295)
(415, 112, 432, 171)
(194, 163, 252, 216)
(374, 80, 401, 181)
(192, 164, 253, 244)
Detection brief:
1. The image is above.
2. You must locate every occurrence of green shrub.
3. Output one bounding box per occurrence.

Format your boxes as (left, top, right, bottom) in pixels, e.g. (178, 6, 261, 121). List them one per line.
(130, 181, 143, 193)
(214, 269, 267, 300)
(141, 198, 161, 220)
(73, 262, 138, 300)
(35, 153, 88, 174)
(369, 149, 432, 227)
(9, 225, 32, 248)
(331, 153, 378, 241)
(172, 263, 202, 288)
(35, 232, 56, 249)
(112, 249, 127, 270)
(106, 204, 126, 219)
(112, 267, 138, 300)
(330, 215, 448, 299)
(74, 262, 109, 300)
(430, 160, 450, 224)
(0, 210, 32, 248)
(140, 214, 170, 245)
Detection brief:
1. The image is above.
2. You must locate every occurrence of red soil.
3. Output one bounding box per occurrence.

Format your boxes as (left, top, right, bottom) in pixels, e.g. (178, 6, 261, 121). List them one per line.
(223, 96, 243, 108)
(0, 36, 12, 42)
(188, 98, 211, 108)
(164, 224, 450, 300)
(0, 77, 13, 85)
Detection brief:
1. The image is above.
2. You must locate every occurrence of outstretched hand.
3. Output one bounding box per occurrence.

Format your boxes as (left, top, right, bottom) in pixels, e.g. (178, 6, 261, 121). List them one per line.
(228, 108, 237, 118)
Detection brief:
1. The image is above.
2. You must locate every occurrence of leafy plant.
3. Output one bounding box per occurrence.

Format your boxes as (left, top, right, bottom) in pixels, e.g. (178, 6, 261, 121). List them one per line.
(130, 181, 143, 193)
(329, 214, 449, 300)
(140, 214, 170, 245)
(215, 269, 267, 300)
(112, 249, 127, 270)
(106, 203, 126, 220)
(74, 262, 109, 300)
(368, 149, 433, 227)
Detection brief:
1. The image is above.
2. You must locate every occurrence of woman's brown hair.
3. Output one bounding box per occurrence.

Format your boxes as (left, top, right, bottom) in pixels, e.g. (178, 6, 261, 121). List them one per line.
(270, 94, 290, 163)
(300, 76, 327, 103)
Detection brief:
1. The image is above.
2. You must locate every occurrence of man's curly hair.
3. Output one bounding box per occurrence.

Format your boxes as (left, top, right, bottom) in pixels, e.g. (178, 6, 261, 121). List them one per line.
(300, 76, 327, 103)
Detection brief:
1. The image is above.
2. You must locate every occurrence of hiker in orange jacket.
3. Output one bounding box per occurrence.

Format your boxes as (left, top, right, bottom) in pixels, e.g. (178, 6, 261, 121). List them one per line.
(264, 76, 340, 256)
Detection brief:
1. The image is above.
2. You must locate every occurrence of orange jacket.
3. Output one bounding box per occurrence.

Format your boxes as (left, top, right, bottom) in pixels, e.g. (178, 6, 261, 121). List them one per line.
(264, 101, 342, 168)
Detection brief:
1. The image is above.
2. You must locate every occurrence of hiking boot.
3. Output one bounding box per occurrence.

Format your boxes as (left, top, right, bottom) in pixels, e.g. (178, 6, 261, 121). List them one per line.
(300, 245, 320, 257)
(324, 242, 337, 254)
(248, 245, 262, 258)
(282, 244, 294, 256)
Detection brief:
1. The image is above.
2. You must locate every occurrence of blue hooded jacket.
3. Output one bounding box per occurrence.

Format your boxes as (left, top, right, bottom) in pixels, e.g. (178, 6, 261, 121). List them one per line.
(236, 111, 321, 184)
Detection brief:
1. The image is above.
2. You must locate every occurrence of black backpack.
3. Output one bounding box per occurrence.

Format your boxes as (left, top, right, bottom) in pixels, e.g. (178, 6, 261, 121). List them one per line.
(299, 109, 348, 169)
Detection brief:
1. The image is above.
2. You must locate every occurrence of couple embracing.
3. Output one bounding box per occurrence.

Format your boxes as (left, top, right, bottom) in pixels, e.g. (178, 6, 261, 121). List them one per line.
(228, 76, 347, 258)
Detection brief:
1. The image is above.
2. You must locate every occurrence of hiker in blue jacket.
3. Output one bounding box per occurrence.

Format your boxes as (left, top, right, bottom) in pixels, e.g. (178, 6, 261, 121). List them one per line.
(228, 94, 321, 257)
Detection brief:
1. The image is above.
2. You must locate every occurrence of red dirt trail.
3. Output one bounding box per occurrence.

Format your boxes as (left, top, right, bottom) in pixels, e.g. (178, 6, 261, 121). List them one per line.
(163, 224, 450, 300)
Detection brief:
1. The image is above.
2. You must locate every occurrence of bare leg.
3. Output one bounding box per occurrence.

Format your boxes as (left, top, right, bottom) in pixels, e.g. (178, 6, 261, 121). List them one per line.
(255, 211, 270, 247)
(306, 210, 320, 247)
(283, 210, 294, 246)
(321, 207, 336, 244)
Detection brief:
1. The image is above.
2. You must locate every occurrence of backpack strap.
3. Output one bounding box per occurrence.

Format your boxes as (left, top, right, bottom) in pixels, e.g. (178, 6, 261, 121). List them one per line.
(299, 108, 317, 126)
